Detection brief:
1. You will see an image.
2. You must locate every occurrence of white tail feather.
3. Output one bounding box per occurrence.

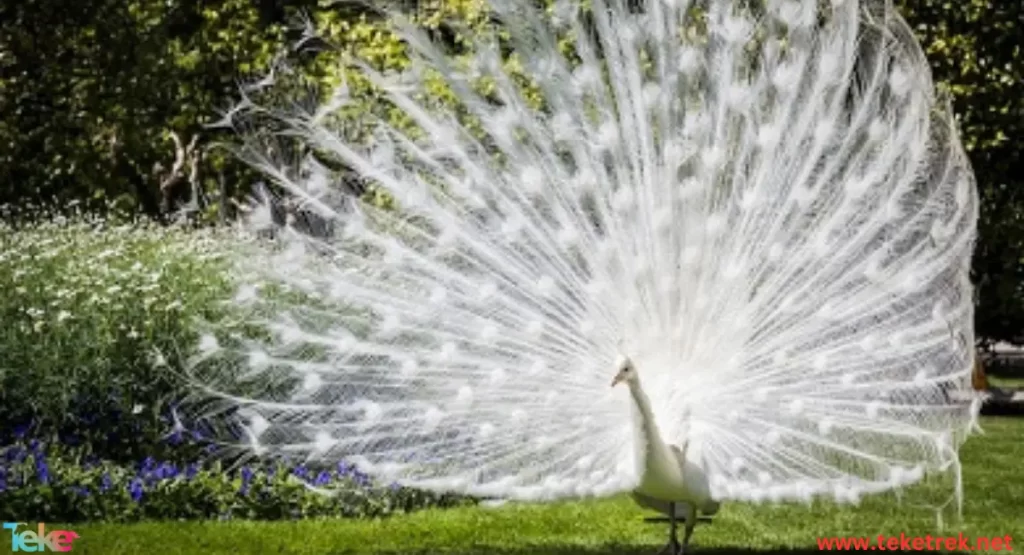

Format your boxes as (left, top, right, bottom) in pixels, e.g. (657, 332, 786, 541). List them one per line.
(190, 0, 981, 509)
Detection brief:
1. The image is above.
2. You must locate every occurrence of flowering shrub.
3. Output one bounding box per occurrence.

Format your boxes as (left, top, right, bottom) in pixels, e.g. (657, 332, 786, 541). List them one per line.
(0, 212, 474, 521)
(0, 213, 235, 461)
(0, 439, 469, 523)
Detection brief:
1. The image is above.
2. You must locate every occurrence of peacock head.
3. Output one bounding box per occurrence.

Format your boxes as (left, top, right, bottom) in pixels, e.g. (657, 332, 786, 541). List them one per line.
(610, 355, 638, 387)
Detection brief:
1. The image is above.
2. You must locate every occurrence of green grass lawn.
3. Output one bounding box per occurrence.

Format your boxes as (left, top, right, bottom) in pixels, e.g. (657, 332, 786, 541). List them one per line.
(989, 374, 1024, 389)
(68, 416, 1023, 554)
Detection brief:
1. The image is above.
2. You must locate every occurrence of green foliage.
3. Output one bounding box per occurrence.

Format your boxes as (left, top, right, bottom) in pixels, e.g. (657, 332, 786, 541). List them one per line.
(0, 441, 470, 523)
(0, 211, 234, 461)
(899, 0, 1024, 345)
(235, 0, 552, 213)
(40, 417, 1024, 554)
(0, 0, 314, 220)
(0, 215, 474, 523)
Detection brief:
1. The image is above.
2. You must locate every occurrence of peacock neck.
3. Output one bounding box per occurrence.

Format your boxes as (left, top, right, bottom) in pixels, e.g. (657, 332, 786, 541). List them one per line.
(627, 378, 675, 471)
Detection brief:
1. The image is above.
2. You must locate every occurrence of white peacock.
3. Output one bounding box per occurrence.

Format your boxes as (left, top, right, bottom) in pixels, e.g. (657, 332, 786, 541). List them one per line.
(188, 0, 983, 553)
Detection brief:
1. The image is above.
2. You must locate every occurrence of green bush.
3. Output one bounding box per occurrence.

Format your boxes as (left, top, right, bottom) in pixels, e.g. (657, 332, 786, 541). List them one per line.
(0, 212, 234, 461)
(0, 440, 470, 523)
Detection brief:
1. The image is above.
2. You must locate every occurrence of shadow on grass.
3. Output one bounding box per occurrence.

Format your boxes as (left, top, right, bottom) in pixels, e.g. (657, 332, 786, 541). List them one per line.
(333, 546, 852, 555)
(981, 398, 1024, 416)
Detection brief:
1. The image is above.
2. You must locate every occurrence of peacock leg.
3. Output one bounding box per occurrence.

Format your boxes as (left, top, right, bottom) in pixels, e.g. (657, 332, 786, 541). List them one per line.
(656, 502, 682, 555)
(681, 522, 695, 554)
(679, 503, 696, 554)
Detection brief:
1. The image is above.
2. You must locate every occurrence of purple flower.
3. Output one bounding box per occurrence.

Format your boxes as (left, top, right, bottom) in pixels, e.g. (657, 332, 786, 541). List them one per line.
(100, 473, 112, 492)
(238, 466, 255, 494)
(128, 478, 144, 502)
(167, 430, 183, 445)
(35, 460, 50, 485)
(5, 448, 22, 462)
(0, 479, 6, 493)
(336, 461, 350, 476)
(389, 482, 401, 491)
(314, 470, 331, 486)
(185, 463, 199, 480)
(155, 462, 178, 480)
(72, 486, 90, 497)
(13, 423, 29, 439)
(293, 465, 308, 479)
(140, 457, 156, 472)
(191, 429, 204, 441)
(28, 439, 41, 453)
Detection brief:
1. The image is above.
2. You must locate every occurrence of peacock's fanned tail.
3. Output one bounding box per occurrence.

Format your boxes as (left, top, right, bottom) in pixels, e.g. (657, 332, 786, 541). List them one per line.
(190, 0, 981, 509)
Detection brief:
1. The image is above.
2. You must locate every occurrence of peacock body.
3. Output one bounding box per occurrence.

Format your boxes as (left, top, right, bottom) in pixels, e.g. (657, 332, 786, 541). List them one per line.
(190, 0, 982, 539)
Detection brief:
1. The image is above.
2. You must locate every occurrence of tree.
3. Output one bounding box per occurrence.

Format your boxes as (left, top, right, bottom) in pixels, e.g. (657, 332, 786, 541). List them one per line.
(899, 0, 1024, 346)
(0, 0, 313, 220)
